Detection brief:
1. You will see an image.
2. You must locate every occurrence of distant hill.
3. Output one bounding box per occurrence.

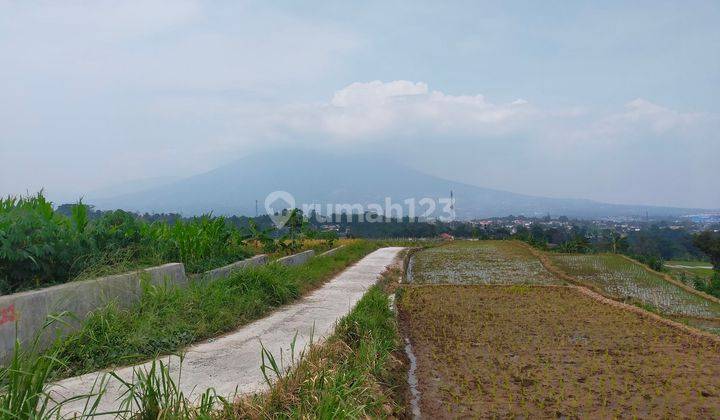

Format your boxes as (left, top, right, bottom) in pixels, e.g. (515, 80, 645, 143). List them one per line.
(90, 150, 709, 219)
(87, 176, 181, 199)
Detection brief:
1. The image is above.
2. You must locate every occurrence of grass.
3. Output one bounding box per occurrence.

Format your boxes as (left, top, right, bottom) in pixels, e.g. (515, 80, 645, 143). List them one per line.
(110, 356, 226, 419)
(549, 253, 720, 319)
(0, 192, 256, 293)
(49, 240, 382, 379)
(0, 319, 109, 419)
(398, 285, 720, 418)
(0, 337, 64, 419)
(410, 240, 565, 285)
(665, 259, 716, 284)
(227, 266, 406, 418)
(55, 263, 406, 419)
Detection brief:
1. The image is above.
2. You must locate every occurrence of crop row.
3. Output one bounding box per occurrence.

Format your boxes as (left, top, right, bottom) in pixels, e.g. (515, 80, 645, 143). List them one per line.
(410, 240, 564, 285)
(550, 254, 720, 319)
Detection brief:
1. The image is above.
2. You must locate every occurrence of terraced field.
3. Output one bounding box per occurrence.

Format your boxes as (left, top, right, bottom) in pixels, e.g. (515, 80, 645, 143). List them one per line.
(410, 240, 565, 285)
(549, 254, 720, 319)
(400, 240, 720, 417)
(399, 286, 720, 418)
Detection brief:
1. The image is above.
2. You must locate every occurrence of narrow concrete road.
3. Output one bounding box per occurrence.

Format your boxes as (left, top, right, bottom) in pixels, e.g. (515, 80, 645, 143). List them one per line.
(665, 264, 713, 269)
(49, 247, 404, 417)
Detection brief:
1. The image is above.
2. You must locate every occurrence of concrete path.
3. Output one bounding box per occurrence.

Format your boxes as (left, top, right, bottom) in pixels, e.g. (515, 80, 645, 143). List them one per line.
(49, 247, 404, 417)
(666, 264, 713, 269)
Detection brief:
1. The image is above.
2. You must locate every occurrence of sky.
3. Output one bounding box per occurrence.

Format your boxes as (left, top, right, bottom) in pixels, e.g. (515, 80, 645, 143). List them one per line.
(1, 0, 719, 209)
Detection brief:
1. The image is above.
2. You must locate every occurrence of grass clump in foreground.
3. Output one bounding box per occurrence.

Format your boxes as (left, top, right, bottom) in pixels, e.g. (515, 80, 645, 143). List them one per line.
(50, 240, 381, 379)
(0, 321, 110, 419)
(57, 265, 405, 419)
(227, 282, 405, 418)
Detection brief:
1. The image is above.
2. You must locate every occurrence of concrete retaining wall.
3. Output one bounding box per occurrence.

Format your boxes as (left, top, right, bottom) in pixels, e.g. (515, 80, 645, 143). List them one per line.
(0, 250, 320, 364)
(276, 250, 315, 266)
(0, 263, 186, 364)
(318, 245, 345, 257)
(200, 255, 269, 281)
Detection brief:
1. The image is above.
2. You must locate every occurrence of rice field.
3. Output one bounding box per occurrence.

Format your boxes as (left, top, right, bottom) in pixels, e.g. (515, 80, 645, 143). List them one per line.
(398, 285, 720, 418)
(550, 254, 720, 319)
(410, 240, 565, 285)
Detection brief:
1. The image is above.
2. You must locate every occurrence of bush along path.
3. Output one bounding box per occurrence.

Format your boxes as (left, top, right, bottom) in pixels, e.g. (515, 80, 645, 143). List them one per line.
(47, 246, 405, 417)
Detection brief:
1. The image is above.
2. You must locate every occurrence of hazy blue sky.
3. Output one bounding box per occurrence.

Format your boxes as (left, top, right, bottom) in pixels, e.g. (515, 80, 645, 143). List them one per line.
(1, 1, 719, 208)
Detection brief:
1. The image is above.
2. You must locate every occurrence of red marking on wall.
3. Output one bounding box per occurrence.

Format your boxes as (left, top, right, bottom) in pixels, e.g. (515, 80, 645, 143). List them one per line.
(0, 304, 17, 326)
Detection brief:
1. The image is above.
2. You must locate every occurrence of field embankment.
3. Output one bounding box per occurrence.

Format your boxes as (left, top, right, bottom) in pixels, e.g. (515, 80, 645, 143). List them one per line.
(522, 245, 720, 334)
(549, 254, 720, 317)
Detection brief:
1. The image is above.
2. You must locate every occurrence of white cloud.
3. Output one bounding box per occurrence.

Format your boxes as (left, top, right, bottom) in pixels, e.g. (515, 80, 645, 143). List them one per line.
(280, 80, 537, 142)
(222, 81, 716, 207)
(331, 80, 428, 106)
(614, 98, 707, 133)
(2, 75, 718, 208)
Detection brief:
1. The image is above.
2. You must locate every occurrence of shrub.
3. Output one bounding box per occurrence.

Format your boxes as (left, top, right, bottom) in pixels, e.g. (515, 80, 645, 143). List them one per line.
(0, 192, 253, 293)
(0, 193, 91, 292)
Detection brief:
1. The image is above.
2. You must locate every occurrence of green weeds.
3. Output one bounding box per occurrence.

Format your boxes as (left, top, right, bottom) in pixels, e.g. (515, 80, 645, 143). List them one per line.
(0, 192, 251, 294)
(112, 356, 228, 419)
(229, 284, 403, 418)
(0, 317, 107, 419)
(49, 241, 381, 379)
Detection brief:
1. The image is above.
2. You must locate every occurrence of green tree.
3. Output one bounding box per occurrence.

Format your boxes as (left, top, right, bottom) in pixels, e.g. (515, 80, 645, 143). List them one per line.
(693, 231, 720, 271)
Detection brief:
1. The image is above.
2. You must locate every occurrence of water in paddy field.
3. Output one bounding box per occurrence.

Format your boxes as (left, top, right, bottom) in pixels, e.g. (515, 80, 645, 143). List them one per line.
(404, 337, 422, 419)
(406, 255, 415, 283)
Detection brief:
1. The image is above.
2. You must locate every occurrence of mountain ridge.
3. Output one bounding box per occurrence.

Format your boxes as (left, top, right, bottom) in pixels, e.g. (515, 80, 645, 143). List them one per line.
(90, 150, 711, 219)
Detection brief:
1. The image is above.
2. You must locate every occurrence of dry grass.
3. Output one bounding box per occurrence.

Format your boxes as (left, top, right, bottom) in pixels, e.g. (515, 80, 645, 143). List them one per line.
(398, 285, 720, 418)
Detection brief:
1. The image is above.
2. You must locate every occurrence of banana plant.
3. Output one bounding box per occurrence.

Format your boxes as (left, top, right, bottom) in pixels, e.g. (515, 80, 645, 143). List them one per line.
(242, 220, 278, 253)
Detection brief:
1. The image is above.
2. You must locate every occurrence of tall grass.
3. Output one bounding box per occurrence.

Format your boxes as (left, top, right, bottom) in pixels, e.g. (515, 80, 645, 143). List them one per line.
(49, 241, 381, 379)
(0, 317, 107, 419)
(222, 259, 406, 419)
(108, 284, 403, 419)
(228, 284, 403, 418)
(0, 192, 252, 294)
(112, 356, 228, 419)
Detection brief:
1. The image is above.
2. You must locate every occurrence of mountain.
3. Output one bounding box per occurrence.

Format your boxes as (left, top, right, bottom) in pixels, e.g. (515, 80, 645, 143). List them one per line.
(90, 150, 709, 219)
(86, 176, 182, 200)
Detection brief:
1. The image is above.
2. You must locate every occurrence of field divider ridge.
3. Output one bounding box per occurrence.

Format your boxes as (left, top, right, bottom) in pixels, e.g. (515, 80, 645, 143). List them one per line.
(615, 253, 720, 305)
(518, 242, 720, 344)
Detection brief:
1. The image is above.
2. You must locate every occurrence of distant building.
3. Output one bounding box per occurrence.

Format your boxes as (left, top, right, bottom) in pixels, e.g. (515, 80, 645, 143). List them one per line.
(439, 233, 454, 241)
